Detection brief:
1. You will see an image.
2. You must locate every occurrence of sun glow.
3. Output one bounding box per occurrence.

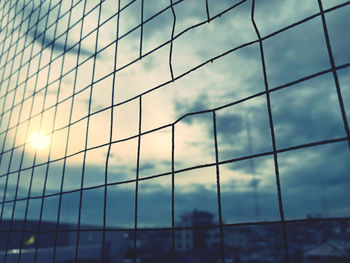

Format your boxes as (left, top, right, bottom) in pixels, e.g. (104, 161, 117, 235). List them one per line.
(28, 131, 50, 150)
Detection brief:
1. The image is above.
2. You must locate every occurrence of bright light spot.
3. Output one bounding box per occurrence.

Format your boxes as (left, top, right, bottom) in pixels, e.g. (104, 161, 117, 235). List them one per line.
(28, 131, 50, 150)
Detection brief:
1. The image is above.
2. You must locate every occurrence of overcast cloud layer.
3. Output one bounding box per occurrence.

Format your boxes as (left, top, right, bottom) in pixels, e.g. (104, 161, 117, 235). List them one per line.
(0, 0, 349, 229)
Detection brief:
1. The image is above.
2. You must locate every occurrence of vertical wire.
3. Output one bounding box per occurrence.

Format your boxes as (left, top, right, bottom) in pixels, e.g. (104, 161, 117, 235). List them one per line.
(171, 124, 175, 263)
(213, 111, 225, 263)
(205, 0, 210, 23)
(250, 0, 290, 262)
(102, 0, 121, 262)
(87, 1, 103, 260)
(133, 96, 142, 263)
(317, 0, 350, 148)
(169, 0, 176, 81)
(73, 0, 92, 261)
(140, 0, 144, 58)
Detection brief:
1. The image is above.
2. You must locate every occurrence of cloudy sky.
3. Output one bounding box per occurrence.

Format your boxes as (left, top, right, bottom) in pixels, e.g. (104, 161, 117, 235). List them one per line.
(0, 0, 349, 230)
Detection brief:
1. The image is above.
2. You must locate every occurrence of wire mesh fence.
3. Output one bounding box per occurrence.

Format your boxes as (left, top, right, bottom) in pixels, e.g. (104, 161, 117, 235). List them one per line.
(0, 0, 350, 262)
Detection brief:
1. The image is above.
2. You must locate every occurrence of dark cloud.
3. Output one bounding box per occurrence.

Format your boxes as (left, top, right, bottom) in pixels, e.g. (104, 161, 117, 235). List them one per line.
(28, 26, 94, 58)
(253, 0, 319, 36)
(215, 101, 273, 162)
(270, 73, 346, 149)
(23, 0, 95, 58)
(139, 162, 156, 172)
(217, 113, 244, 137)
(263, 18, 330, 88)
(279, 142, 350, 188)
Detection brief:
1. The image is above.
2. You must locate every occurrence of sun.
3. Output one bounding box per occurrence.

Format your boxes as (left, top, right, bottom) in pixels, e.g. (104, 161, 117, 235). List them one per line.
(28, 131, 50, 150)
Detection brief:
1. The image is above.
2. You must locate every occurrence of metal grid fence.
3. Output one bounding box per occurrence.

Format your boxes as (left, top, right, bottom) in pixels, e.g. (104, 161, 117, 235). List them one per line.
(0, 0, 349, 262)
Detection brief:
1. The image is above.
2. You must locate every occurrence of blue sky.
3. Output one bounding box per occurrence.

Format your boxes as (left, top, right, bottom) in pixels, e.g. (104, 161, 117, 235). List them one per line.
(0, 0, 349, 229)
